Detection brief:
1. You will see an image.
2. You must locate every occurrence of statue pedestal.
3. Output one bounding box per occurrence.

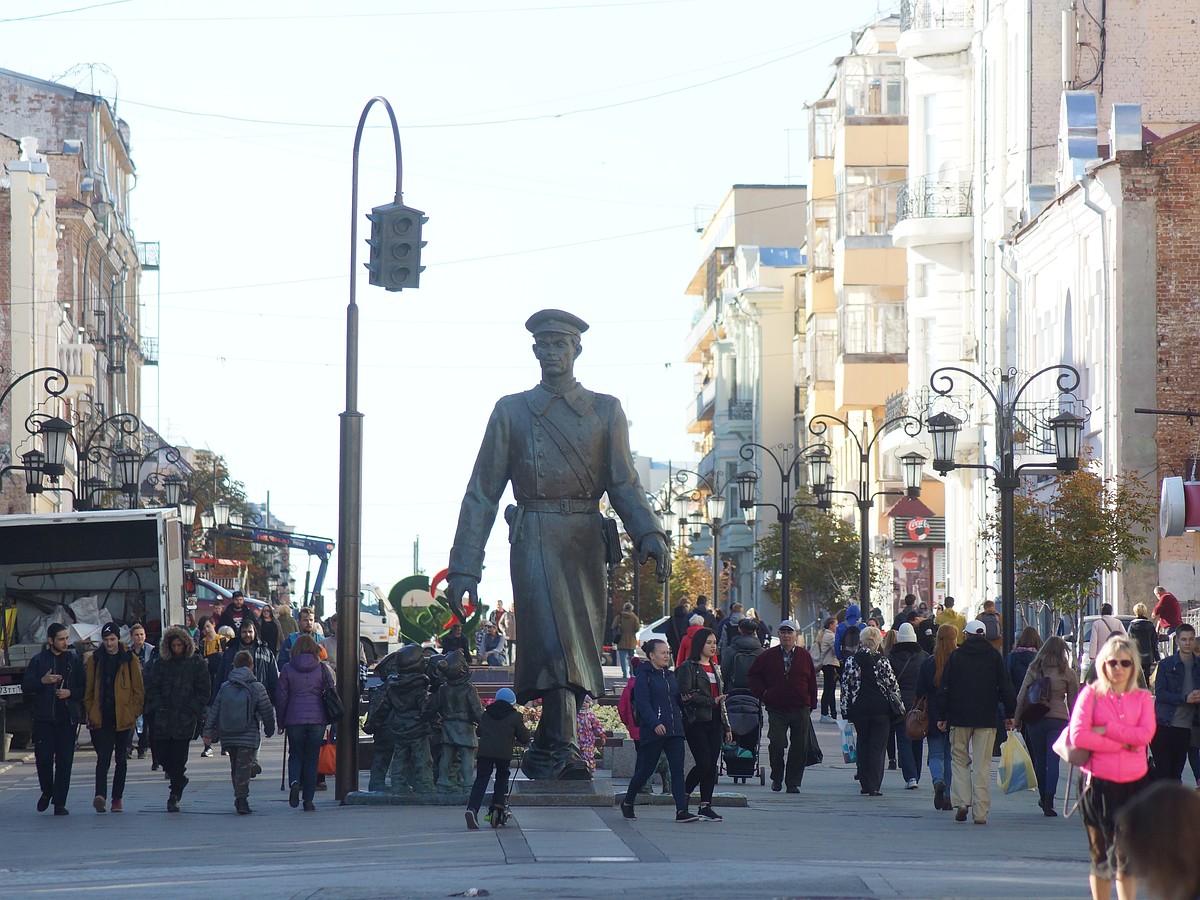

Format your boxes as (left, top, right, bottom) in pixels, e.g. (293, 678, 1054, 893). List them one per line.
(509, 778, 612, 807)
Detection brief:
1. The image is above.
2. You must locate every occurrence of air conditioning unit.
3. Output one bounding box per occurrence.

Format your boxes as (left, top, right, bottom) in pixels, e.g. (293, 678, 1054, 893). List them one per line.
(960, 334, 977, 361)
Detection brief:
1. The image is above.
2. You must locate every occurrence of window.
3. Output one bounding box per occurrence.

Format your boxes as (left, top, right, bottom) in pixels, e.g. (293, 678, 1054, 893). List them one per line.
(839, 286, 907, 355)
(838, 167, 905, 237)
(842, 59, 906, 117)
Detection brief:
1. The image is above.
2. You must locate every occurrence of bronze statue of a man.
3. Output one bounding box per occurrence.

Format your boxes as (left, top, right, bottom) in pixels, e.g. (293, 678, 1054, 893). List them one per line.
(447, 309, 670, 780)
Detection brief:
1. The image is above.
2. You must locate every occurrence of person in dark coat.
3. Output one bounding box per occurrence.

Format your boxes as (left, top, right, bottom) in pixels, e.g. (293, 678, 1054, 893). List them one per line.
(129, 622, 158, 763)
(22, 623, 86, 815)
(747, 619, 818, 793)
(465, 687, 531, 828)
(217, 619, 280, 703)
(936, 620, 1017, 824)
(840, 626, 903, 796)
(888, 623, 928, 789)
(664, 603, 690, 661)
(144, 624, 210, 812)
(1127, 603, 1161, 680)
(217, 591, 259, 634)
(1005, 626, 1042, 695)
(276, 634, 330, 811)
(257, 604, 281, 654)
(439, 622, 473, 663)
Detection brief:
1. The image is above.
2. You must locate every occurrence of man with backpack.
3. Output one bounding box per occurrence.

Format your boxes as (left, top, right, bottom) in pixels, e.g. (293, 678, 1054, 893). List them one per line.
(721, 618, 763, 691)
(204, 650, 277, 815)
(978, 600, 1003, 651)
(716, 603, 746, 658)
(834, 604, 867, 663)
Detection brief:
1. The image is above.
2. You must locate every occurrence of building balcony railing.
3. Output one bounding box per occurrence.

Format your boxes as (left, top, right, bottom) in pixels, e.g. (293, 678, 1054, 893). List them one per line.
(837, 303, 907, 357)
(897, 178, 973, 221)
(899, 0, 974, 31)
(687, 380, 717, 434)
(884, 387, 932, 426)
(727, 399, 753, 421)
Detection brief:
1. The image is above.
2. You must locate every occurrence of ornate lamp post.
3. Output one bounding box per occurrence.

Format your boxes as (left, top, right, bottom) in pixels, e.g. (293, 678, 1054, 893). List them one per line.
(927, 365, 1085, 656)
(644, 488, 677, 618)
(807, 415, 926, 615)
(670, 469, 737, 609)
(734, 443, 832, 623)
(0, 366, 72, 499)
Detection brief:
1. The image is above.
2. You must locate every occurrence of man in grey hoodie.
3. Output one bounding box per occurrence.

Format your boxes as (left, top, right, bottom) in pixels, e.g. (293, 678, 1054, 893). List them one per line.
(205, 650, 276, 815)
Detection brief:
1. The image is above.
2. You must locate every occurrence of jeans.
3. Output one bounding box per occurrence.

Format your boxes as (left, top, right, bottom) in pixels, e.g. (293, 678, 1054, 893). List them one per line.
(683, 718, 723, 804)
(950, 726, 996, 820)
(467, 756, 512, 812)
(92, 727, 132, 800)
(156, 737, 192, 797)
(1025, 717, 1067, 800)
(624, 734, 687, 812)
(287, 723, 325, 803)
(766, 707, 811, 789)
(926, 729, 952, 789)
(33, 717, 77, 808)
(851, 714, 890, 792)
(617, 649, 635, 678)
(892, 721, 923, 783)
(820, 665, 839, 718)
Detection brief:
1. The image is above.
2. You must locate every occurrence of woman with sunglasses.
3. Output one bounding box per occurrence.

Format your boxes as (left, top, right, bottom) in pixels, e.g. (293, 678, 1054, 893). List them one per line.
(1066, 635, 1155, 900)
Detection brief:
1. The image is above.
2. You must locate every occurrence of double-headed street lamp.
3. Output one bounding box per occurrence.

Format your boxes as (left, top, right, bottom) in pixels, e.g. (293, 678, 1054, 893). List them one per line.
(734, 443, 833, 623)
(926, 365, 1085, 656)
(669, 469, 737, 609)
(0, 366, 72, 497)
(807, 415, 927, 615)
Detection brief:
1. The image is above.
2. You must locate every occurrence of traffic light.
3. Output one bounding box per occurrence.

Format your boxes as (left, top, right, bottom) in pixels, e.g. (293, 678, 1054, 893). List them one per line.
(364, 201, 427, 291)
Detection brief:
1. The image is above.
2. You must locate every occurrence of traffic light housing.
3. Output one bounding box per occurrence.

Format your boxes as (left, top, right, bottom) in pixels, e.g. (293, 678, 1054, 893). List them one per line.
(365, 202, 427, 291)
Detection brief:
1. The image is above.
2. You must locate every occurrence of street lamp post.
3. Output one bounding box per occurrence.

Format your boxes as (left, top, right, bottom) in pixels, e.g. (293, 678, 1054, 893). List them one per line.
(0, 366, 72, 498)
(670, 469, 733, 608)
(807, 415, 926, 615)
(734, 443, 832, 623)
(926, 365, 1084, 657)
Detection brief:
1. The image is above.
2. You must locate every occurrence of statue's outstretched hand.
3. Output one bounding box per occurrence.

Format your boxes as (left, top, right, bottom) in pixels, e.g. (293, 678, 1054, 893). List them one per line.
(444, 574, 477, 622)
(638, 534, 672, 584)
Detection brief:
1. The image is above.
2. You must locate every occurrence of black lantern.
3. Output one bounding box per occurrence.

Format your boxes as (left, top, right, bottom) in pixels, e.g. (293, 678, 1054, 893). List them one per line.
(1049, 410, 1084, 471)
(806, 445, 831, 491)
(214, 500, 231, 528)
(900, 451, 926, 498)
(735, 468, 758, 509)
(22, 450, 45, 494)
(163, 473, 182, 507)
(38, 416, 72, 479)
(926, 411, 963, 473)
(115, 446, 140, 493)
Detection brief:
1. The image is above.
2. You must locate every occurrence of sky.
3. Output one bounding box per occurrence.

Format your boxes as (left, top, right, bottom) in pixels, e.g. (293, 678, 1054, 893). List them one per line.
(2, 0, 896, 605)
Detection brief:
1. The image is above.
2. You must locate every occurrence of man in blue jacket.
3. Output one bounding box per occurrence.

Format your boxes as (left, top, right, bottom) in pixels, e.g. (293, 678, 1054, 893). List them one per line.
(1150, 623, 1199, 781)
(22, 623, 86, 815)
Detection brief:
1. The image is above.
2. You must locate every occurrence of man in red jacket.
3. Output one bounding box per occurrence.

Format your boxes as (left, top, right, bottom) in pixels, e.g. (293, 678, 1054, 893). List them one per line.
(747, 620, 818, 793)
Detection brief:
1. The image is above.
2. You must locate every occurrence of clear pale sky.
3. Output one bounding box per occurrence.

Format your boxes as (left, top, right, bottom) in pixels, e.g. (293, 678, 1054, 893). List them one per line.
(2, 0, 896, 604)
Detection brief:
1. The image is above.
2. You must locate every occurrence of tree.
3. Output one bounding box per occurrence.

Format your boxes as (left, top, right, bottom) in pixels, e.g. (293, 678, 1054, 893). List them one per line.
(609, 552, 665, 620)
(754, 491, 862, 622)
(983, 452, 1156, 662)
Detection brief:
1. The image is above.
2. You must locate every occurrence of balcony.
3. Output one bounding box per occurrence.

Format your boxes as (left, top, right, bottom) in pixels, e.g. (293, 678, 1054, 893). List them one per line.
(140, 336, 159, 366)
(58, 342, 97, 398)
(898, 0, 975, 57)
(684, 301, 718, 364)
(716, 398, 754, 439)
(687, 380, 716, 434)
(838, 303, 907, 358)
(893, 178, 974, 249)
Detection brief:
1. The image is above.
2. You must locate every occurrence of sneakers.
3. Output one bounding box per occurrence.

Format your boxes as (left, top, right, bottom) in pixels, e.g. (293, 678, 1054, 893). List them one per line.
(167, 794, 180, 813)
(675, 809, 700, 823)
(697, 804, 722, 822)
(200, 746, 214, 758)
(235, 798, 251, 815)
(303, 800, 316, 812)
(289, 782, 301, 808)
(905, 778, 919, 790)
(955, 807, 968, 822)
(819, 715, 835, 724)
(110, 799, 123, 813)
(37, 793, 50, 813)
(93, 795, 107, 813)
(620, 801, 636, 820)
(465, 809, 479, 830)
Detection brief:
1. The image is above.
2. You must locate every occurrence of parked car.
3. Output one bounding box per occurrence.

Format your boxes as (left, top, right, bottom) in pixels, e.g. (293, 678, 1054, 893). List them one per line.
(186, 575, 269, 627)
(633, 615, 670, 658)
(1065, 614, 1135, 673)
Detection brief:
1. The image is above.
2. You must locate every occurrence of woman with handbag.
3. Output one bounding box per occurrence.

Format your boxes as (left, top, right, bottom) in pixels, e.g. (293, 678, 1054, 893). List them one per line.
(915, 624, 957, 811)
(275, 635, 332, 811)
(676, 628, 731, 821)
(1014, 635, 1080, 817)
(1066, 635, 1155, 900)
(840, 626, 903, 796)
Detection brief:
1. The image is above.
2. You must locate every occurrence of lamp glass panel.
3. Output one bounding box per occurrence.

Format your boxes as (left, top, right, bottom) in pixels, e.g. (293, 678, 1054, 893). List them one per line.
(708, 491, 726, 521)
(735, 469, 758, 508)
(214, 500, 231, 527)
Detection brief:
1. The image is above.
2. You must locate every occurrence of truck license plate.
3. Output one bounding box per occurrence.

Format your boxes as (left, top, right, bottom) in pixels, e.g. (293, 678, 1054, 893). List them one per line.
(0, 684, 22, 696)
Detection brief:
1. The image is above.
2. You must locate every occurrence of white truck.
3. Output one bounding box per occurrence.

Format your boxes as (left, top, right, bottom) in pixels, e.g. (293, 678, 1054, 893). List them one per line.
(0, 508, 186, 755)
(357, 582, 401, 663)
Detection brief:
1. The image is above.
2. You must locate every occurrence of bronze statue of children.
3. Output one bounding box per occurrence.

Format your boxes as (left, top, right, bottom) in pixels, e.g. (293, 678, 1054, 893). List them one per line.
(428, 650, 481, 792)
(363, 645, 436, 794)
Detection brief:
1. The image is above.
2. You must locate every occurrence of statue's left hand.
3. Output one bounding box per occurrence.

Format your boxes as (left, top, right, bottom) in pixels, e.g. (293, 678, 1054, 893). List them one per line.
(638, 534, 671, 584)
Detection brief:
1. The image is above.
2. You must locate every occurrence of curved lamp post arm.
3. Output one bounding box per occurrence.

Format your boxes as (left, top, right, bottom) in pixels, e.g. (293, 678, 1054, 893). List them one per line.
(0, 366, 69, 412)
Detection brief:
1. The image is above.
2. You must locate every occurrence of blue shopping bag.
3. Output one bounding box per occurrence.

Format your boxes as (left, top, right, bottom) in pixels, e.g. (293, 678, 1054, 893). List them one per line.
(841, 721, 857, 764)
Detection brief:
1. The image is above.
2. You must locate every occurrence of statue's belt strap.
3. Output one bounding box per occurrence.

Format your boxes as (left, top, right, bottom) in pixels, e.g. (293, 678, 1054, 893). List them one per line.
(517, 499, 598, 514)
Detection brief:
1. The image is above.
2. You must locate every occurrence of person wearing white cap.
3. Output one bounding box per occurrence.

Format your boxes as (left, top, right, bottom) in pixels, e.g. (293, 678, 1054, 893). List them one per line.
(888, 622, 928, 789)
(935, 619, 1017, 824)
(747, 619, 818, 793)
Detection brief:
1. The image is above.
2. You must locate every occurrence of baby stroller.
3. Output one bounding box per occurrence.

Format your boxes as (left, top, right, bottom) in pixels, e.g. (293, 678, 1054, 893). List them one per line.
(721, 689, 765, 785)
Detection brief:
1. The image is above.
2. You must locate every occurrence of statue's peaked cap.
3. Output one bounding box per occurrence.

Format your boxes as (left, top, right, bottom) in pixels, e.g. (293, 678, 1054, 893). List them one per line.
(525, 309, 589, 337)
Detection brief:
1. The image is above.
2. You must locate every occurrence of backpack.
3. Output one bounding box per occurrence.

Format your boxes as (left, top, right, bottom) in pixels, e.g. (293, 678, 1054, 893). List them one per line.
(840, 624, 860, 656)
(727, 649, 758, 689)
(217, 679, 254, 735)
(979, 611, 1001, 641)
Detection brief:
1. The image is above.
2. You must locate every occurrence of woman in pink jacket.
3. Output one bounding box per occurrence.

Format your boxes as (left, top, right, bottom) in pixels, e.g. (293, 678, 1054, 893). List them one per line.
(1066, 635, 1155, 900)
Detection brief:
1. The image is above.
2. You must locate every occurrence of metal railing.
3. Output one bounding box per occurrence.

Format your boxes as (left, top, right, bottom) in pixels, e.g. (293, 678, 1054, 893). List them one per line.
(900, 0, 975, 31)
(897, 178, 973, 221)
(727, 400, 753, 421)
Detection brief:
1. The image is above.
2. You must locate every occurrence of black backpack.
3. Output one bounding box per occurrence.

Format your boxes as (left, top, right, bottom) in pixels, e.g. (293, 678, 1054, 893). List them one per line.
(979, 611, 1001, 641)
(727, 649, 758, 689)
(840, 625, 860, 656)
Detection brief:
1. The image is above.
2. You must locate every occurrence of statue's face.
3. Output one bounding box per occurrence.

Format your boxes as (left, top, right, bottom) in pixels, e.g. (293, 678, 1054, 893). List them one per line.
(532, 332, 577, 379)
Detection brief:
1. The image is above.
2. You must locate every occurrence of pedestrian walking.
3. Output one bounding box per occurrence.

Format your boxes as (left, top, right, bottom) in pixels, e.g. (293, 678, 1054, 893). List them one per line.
(676, 627, 731, 821)
(888, 622, 928, 789)
(1013, 635, 1079, 816)
(128, 623, 158, 763)
(618, 657, 669, 794)
(934, 596, 967, 645)
(1089, 604, 1127, 664)
(664, 602, 690, 661)
(748, 619, 818, 794)
(1149, 622, 1199, 782)
(814, 617, 840, 723)
(218, 619, 280, 703)
(279, 606, 327, 666)
(144, 624, 210, 812)
(85, 622, 144, 813)
(720, 617, 764, 692)
(466, 687, 531, 829)
(745, 608, 771, 648)
(936, 619, 1016, 824)
(257, 604, 281, 654)
(277, 603, 298, 644)
(1151, 585, 1183, 634)
(22, 623, 85, 815)
(275, 634, 329, 811)
(204, 650, 277, 814)
(716, 603, 745, 658)
(915, 623, 958, 811)
(195, 615, 227, 759)
(840, 626, 902, 796)
(217, 590, 259, 634)
(1126, 603, 1160, 682)
(619, 639, 698, 823)
(675, 614, 707, 667)
(615, 603, 640, 679)
(1068, 635, 1156, 900)
(1005, 626, 1042, 697)
(834, 604, 867, 663)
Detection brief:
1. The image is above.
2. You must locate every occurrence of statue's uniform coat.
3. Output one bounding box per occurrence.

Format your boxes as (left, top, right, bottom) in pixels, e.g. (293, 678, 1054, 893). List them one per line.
(449, 381, 663, 704)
